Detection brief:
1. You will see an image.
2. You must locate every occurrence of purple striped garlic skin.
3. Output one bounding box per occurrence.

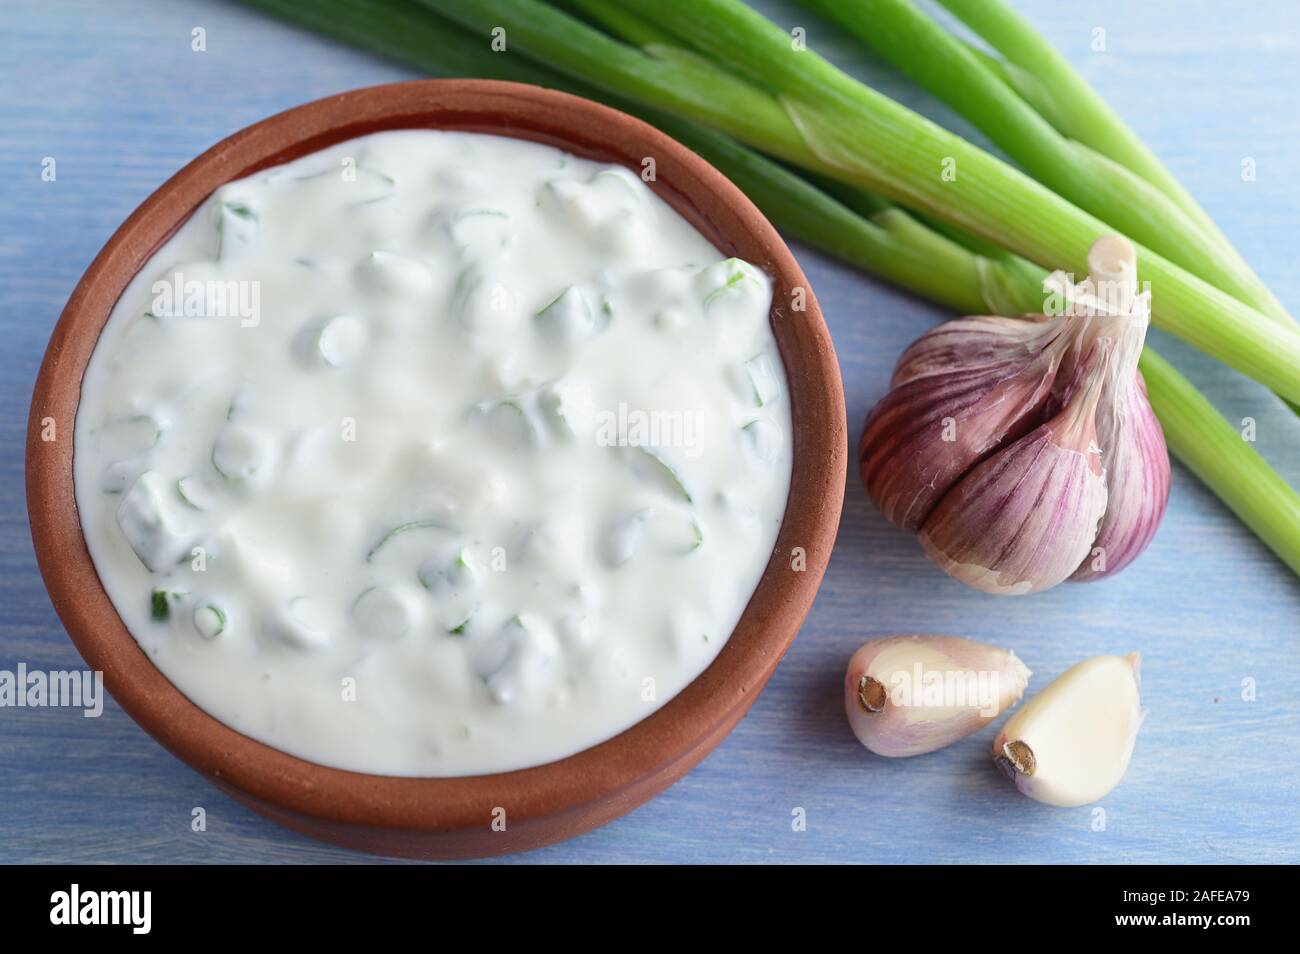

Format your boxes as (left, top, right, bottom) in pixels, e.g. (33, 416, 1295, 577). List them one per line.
(918, 340, 1111, 595)
(889, 315, 1060, 387)
(1071, 370, 1171, 581)
(858, 318, 1071, 532)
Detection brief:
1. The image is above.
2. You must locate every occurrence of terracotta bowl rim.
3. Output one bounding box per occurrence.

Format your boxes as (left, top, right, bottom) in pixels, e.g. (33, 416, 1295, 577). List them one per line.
(25, 79, 846, 853)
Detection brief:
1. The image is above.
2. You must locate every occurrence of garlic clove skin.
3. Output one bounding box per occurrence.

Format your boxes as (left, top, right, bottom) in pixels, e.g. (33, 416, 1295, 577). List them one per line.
(859, 318, 1070, 532)
(993, 653, 1143, 807)
(844, 635, 1031, 757)
(918, 339, 1110, 595)
(1071, 369, 1171, 581)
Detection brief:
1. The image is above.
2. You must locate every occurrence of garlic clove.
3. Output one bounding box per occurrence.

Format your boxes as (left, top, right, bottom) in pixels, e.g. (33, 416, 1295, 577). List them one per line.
(890, 314, 1056, 388)
(859, 317, 1071, 532)
(993, 653, 1143, 807)
(918, 338, 1110, 595)
(1071, 371, 1170, 580)
(1053, 235, 1170, 582)
(844, 635, 1031, 757)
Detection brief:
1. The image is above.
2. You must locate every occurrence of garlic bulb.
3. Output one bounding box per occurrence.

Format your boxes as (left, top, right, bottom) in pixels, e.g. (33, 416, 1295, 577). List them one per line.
(844, 635, 1031, 757)
(993, 653, 1143, 807)
(859, 235, 1171, 593)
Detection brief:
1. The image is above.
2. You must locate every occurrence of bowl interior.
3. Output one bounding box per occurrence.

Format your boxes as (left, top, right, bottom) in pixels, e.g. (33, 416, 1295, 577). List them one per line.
(26, 79, 846, 857)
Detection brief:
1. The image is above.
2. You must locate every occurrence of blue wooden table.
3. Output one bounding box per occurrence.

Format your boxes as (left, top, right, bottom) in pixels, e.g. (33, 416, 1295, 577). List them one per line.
(2, 0, 1297, 864)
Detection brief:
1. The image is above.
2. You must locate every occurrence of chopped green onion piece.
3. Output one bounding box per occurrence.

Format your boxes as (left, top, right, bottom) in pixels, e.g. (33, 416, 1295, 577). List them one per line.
(175, 476, 211, 510)
(476, 397, 543, 446)
(366, 519, 457, 562)
(218, 201, 259, 259)
(702, 258, 760, 311)
(743, 351, 780, 407)
(626, 446, 692, 503)
(193, 604, 227, 639)
(310, 314, 367, 368)
(150, 588, 185, 622)
(536, 285, 597, 342)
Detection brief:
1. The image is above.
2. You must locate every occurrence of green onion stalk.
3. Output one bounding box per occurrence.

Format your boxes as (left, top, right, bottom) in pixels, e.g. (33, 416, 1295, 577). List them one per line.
(934, 0, 1292, 322)
(420, 0, 1300, 408)
(236, 0, 1300, 575)
(795, 0, 1291, 327)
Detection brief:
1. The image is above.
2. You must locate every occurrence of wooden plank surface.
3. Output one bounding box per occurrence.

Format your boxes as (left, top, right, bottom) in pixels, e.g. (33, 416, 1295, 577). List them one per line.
(1, 0, 1297, 863)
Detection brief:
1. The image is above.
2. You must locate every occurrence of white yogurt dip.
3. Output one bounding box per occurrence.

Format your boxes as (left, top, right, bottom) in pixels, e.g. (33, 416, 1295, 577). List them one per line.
(73, 129, 792, 776)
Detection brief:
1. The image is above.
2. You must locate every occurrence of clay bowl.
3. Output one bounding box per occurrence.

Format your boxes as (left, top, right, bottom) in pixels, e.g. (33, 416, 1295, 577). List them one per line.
(26, 79, 846, 859)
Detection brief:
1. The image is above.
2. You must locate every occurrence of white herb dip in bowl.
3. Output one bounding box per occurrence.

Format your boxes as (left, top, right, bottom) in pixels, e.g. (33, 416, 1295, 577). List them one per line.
(29, 81, 845, 856)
